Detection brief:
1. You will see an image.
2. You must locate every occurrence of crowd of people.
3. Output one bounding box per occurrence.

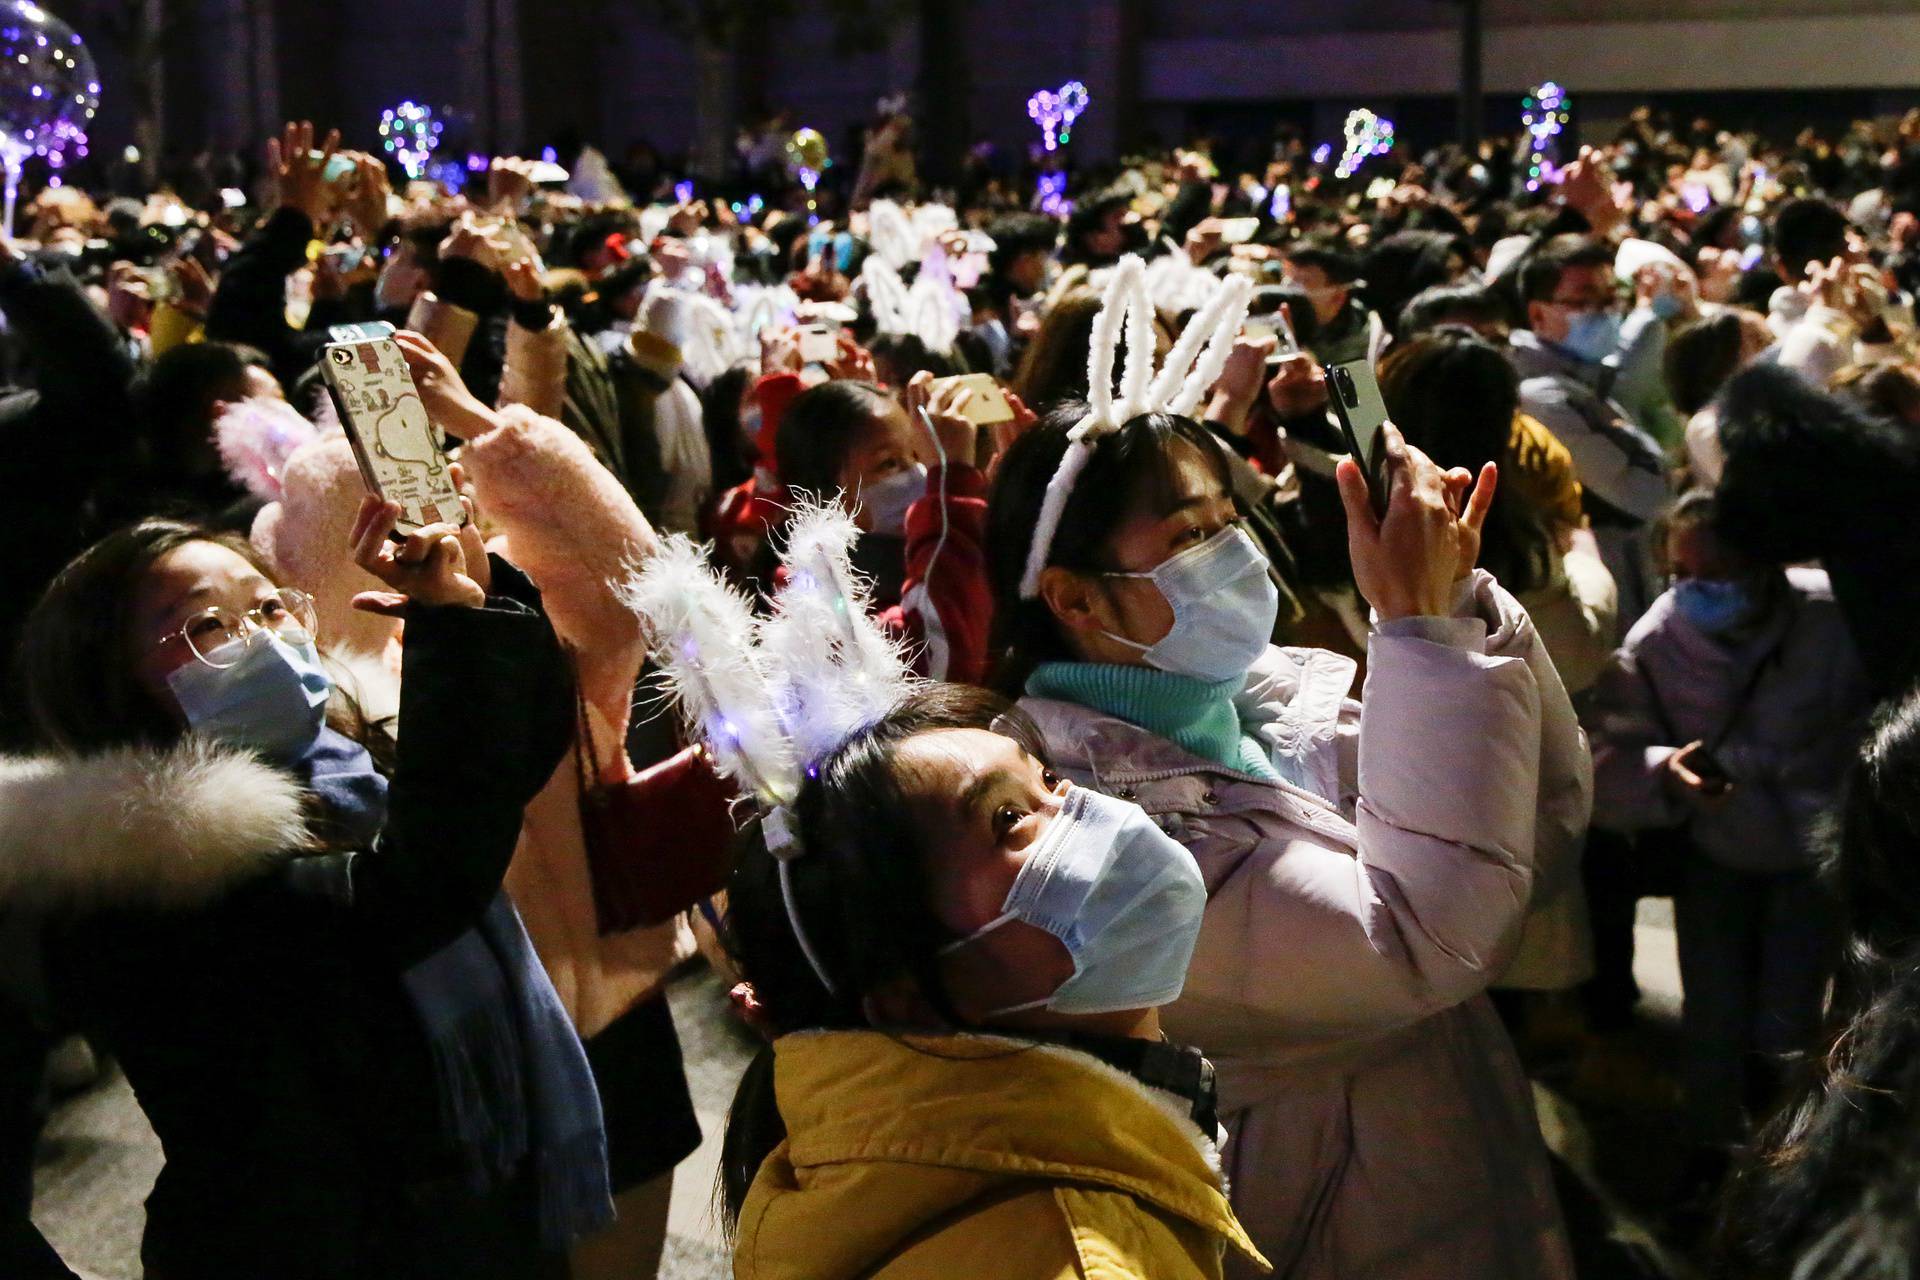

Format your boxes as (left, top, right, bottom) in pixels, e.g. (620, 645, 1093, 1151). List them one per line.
(3, 96, 1920, 1280)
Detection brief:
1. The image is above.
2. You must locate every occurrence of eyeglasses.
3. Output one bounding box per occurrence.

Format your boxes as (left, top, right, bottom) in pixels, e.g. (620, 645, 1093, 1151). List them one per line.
(1547, 295, 1623, 316)
(156, 588, 319, 669)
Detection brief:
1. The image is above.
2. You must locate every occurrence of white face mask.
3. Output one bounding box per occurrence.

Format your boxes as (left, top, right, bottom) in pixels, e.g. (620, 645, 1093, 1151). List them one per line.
(1099, 525, 1279, 684)
(942, 785, 1207, 1017)
(855, 463, 927, 537)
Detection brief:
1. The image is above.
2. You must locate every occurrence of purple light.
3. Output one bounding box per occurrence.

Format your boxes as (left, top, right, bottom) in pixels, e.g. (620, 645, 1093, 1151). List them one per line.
(1026, 79, 1091, 152)
(379, 100, 442, 178)
(674, 179, 694, 203)
(1312, 143, 1332, 166)
(1035, 170, 1070, 216)
(1521, 82, 1571, 197)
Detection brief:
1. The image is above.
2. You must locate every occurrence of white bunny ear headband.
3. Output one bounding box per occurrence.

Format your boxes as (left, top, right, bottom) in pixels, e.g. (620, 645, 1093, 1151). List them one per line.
(1017, 253, 1253, 598)
(860, 253, 962, 356)
(620, 495, 925, 995)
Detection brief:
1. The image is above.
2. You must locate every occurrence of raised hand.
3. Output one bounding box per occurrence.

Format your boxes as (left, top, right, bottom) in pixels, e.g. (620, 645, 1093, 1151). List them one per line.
(392, 329, 500, 442)
(349, 496, 487, 615)
(265, 121, 341, 226)
(1336, 424, 1496, 621)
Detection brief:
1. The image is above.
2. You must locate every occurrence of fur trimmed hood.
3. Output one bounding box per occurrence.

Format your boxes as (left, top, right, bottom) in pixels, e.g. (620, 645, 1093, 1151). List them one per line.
(0, 741, 308, 912)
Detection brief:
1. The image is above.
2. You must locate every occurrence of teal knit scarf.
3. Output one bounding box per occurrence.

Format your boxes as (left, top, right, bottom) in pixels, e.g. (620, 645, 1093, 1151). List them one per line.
(1025, 661, 1278, 781)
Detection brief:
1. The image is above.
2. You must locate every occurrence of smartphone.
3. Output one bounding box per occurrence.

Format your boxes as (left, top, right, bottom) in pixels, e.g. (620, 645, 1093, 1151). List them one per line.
(1688, 746, 1731, 787)
(797, 324, 841, 365)
(309, 151, 359, 185)
(1218, 217, 1260, 245)
(321, 336, 467, 535)
(1323, 357, 1391, 516)
(928, 372, 1014, 428)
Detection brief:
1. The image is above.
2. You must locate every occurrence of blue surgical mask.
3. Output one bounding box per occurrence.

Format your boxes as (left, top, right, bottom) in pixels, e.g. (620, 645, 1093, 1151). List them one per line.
(856, 463, 927, 538)
(1673, 578, 1752, 634)
(1101, 525, 1279, 684)
(1558, 310, 1623, 364)
(943, 785, 1207, 1016)
(166, 631, 332, 762)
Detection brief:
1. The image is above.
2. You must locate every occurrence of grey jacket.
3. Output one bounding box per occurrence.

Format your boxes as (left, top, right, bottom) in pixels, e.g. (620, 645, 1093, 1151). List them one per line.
(1589, 567, 1872, 873)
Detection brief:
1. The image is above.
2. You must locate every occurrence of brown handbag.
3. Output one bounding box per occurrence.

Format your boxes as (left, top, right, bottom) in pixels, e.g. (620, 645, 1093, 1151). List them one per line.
(573, 669, 739, 935)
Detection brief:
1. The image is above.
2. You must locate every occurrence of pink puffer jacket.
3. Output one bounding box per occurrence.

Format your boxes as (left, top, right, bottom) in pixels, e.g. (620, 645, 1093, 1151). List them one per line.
(253, 405, 692, 1039)
(1019, 571, 1590, 1280)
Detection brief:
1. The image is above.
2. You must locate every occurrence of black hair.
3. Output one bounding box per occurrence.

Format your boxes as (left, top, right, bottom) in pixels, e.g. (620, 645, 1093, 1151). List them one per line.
(1771, 197, 1852, 280)
(719, 683, 1046, 1227)
(868, 331, 965, 386)
(983, 403, 1232, 692)
(1664, 312, 1747, 415)
(699, 361, 758, 492)
(1716, 688, 1920, 1277)
(132, 341, 275, 472)
(1376, 328, 1553, 594)
(985, 213, 1059, 278)
(1398, 282, 1508, 338)
(1281, 238, 1362, 284)
(773, 380, 895, 501)
(1362, 230, 1469, 338)
(16, 518, 395, 771)
(1714, 362, 1920, 563)
(1517, 234, 1616, 306)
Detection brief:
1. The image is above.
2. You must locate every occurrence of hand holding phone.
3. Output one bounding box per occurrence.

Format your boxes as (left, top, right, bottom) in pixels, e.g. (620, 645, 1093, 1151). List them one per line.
(322, 335, 468, 535)
(1336, 422, 1496, 622)
(1670, 740, 1734, 797)
(1324, 357, 1391, 516)
(797, 324, 841, 365)
(926, 372, 1015, 427)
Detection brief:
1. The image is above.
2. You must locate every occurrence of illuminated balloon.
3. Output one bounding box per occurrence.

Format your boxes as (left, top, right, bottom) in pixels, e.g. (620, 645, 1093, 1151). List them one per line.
(785, 128, 829, 177)
(379, 100, 443, 179)
(0, 2, 98, 234)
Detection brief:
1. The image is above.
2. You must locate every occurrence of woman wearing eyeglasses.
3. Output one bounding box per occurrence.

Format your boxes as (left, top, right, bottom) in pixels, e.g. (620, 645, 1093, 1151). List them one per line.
(0, 502, 599, 1279)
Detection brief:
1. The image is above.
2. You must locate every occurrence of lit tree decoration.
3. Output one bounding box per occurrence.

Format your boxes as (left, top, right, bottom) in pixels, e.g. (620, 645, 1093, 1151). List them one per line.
(1335, 108, 1394, 180)
(1027, 80, 1090, 152)
(0, 2, 97, 235)
(378, 100, 443, 179)
(1521, 81, 1571, 193)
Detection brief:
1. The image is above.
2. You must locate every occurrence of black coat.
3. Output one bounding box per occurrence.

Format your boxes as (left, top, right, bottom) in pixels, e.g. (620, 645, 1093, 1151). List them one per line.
(13, 563, 574, 1279)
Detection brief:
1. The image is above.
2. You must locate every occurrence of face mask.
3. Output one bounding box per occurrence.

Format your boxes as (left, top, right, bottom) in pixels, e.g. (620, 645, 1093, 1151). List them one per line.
(166, 631, 332, 762)
(1558, 310, 1622, 363)
(856, 463, 926, 537)
(1100, 525, 1278, 684)
(1673, 578, 1753, 634)
(943, 786, 1207, 1016)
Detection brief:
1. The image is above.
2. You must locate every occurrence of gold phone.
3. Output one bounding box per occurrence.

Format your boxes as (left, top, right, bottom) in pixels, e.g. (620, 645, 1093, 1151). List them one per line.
(929, 372, 1015, 427)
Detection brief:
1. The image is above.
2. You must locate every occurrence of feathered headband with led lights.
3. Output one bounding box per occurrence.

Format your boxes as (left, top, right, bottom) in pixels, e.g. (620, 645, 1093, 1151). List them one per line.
(619, 495, 924, 994)
(1017, 253, 1253, 598)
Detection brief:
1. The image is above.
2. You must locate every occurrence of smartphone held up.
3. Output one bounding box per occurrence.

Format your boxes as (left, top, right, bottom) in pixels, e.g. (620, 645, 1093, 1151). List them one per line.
(320, 327, 466, 535)
(1324, 357, 1392, 517)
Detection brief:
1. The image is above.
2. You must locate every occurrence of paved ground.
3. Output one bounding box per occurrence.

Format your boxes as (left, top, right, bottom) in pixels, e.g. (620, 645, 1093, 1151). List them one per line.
(32, 903, 1695, 1279)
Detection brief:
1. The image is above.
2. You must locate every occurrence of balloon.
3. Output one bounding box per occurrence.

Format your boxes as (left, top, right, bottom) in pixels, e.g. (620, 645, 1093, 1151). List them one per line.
(785, 128, 829, 177)
(0, 1, 99, 162)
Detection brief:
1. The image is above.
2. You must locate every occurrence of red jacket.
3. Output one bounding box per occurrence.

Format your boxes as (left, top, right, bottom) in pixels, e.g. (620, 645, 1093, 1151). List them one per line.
(888, 463, 993, 685)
